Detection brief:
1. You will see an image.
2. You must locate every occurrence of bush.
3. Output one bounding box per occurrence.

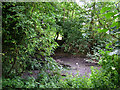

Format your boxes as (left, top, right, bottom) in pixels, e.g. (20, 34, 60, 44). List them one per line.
(2, 2, 58, 77)
(98, 49, 120, 86)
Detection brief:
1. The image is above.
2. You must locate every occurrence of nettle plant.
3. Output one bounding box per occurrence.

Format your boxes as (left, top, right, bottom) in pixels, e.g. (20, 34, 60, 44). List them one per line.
(98, 49, 120, 86)
(86, 2, 120, 60)
(2, 2, 59, 78)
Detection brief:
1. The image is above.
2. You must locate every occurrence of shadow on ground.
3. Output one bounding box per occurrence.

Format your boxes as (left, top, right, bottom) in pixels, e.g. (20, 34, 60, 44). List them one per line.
(53, 52, 101, 77)
(21, 52, 101, 79)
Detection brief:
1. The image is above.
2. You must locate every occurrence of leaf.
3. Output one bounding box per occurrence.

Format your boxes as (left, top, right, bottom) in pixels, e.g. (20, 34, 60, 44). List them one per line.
(100, 7, 112, 13)
(105, 12, 115, 19)
(111, 21, 117, 27)
(98, 28, 108, 33)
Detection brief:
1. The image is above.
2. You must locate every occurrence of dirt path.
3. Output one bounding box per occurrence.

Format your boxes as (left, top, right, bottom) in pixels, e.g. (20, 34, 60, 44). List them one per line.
(21, 53, 101, 79)
(53, 53, 101, 77)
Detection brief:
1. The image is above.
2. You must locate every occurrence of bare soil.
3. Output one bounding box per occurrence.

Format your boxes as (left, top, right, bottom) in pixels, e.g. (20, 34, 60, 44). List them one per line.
(21, 52, 101, 79)
(53, 53, 101, 77)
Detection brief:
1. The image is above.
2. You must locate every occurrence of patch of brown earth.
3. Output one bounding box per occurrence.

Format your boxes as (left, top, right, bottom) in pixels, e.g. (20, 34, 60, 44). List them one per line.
(21, 53, 101, 79)
(54, 56, 101, 77)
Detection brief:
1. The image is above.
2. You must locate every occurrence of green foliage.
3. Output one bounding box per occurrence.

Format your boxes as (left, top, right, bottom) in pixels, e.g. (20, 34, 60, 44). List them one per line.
(57, 67, 118, 88)
(2, 76, 37, 88)
(2, 2, 120, 89)
(90, 67, 117, 88)
(2, 67, 119, 89)
(98, 50, 120, 86)
(2, 2, 58, 77)
(2, 70, 62, 88)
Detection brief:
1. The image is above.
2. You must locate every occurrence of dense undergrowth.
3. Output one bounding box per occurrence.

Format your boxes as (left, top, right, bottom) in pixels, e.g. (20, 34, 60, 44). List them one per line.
(2, 1, 120, 89)
(2, 53, 120, 88)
